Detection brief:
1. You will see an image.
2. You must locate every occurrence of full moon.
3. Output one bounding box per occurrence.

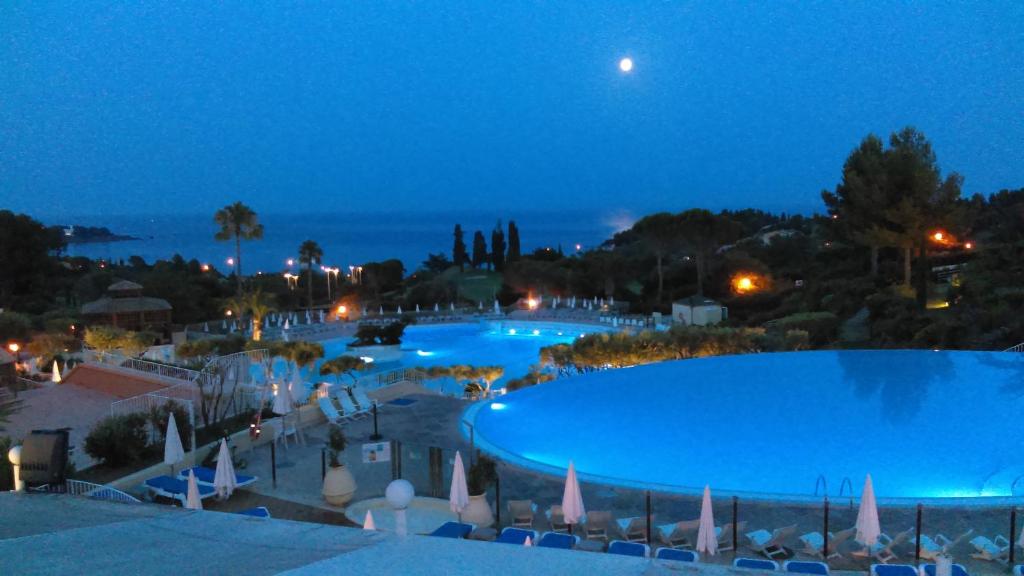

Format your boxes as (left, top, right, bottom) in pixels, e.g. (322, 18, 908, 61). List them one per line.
(619, 57, 633, 72)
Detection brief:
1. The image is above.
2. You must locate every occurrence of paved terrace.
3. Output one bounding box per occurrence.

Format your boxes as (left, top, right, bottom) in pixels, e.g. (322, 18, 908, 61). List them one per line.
(0, 493, 769, 576)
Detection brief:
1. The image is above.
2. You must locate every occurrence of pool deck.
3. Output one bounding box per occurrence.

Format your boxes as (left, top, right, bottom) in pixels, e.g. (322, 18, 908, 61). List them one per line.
(0, 492, 793, 576)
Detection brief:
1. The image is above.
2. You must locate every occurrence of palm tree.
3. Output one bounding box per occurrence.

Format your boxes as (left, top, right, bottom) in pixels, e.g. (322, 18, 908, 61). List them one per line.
(237, 289, 276, 342)
(298, 240, 323, 309)
(214, 202, 264, 295)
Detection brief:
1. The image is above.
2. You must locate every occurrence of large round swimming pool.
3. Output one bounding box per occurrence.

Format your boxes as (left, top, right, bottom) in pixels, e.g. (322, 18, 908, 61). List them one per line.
(468, 350, 1024, 501)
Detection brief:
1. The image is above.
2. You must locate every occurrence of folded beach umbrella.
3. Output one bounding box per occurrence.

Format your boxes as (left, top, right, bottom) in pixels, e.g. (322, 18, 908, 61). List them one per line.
(163, 413, 185, 472)
(363, 510, 376, 530)
(561, 461, 586, 532)
(272, 381, 294, 416)
(449, 451, 469, 522)
(185, 469, 203, 510)
(855, 474, 880, 546)
(696, 485, 718, 556)
(213, 438, 237, 499)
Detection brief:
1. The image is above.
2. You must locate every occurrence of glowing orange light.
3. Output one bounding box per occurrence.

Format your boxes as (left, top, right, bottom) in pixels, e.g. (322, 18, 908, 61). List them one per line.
(964, 242, 973, 250)
(933, 232, 944, 242)
(7, 343, 19, 354)
(337, 305, 347, 315)
(527, 298, 538, 310)
(732, 274, 762, 294)
(200, 263, 210, 272)
(225, 310, 233, 317)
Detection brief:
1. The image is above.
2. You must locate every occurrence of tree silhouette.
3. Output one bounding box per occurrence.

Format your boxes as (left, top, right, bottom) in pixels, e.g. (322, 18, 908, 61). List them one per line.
(214, 202, 264, 295)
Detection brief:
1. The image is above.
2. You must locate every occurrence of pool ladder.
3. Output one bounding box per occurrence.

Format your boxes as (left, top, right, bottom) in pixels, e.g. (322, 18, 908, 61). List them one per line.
(815, 475, 856, 508)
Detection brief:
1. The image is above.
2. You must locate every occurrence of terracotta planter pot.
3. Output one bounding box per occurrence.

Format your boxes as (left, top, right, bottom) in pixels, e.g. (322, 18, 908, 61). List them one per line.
(322, 465, 357, 506)
(462, 493, 494, 528)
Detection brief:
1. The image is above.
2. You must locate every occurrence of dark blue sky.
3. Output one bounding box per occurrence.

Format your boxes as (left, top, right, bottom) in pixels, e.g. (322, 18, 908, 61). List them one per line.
(2, 2, 1021, 218)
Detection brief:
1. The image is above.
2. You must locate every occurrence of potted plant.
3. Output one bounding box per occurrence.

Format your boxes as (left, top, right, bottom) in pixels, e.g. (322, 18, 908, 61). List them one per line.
(321, 424, 357, 506)
(463, 454, 497, 527)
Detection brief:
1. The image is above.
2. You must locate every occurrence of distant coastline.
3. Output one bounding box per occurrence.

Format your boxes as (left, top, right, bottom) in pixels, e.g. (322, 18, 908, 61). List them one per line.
(53, 224, 141, 244)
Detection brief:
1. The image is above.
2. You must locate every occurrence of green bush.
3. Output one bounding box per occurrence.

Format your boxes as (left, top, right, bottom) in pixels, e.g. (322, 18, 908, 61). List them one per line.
(327, 424, 347, 467)
(768, 312, 840, 345)
(147, 402, 193, 451)
(467, 454, 497, 495)
(84, 413, 150, 467)
(0, 312, 32, 342)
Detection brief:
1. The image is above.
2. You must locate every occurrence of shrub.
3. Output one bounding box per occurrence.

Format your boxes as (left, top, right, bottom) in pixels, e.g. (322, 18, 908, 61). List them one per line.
(0, 311, 32, 342)
(467, 454, 497, 495)
(327, 424, 347, 467)
(147, 401, 193, 451)
(84, 413, 150, 467)
(768, 312, 839, 345)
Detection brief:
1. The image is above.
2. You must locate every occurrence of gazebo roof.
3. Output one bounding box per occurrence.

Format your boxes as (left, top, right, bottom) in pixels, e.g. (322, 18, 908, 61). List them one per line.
(107, 280, 144, 292)
(82, 296, 172, 315)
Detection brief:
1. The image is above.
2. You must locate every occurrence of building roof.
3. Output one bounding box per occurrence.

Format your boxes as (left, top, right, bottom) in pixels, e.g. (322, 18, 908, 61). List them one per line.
(107, 280, 144, 292)
(62, 364, 169, 398)
(673, 295, 721, 307)
(81, 296, 172, 315)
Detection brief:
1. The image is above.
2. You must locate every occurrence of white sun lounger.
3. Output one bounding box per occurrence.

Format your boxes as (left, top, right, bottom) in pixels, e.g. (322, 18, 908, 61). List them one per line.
(318, 397, 343, 424)
(747, 525, 797, 560)
(970, 534, 1010, 562)
(335, 391, 368, 420)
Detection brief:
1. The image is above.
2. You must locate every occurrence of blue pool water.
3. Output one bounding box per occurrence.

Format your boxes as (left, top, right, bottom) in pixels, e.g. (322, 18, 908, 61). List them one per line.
(319, 322, 591, 391)
(468, 350, 1024, 501)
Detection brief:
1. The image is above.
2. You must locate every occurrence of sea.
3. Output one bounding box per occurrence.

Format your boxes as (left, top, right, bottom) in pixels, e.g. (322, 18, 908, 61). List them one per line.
(48, 210, 635, 274)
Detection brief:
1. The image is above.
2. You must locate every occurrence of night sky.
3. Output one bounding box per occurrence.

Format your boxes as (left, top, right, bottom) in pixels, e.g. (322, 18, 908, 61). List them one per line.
(2, 2, 1022, 218)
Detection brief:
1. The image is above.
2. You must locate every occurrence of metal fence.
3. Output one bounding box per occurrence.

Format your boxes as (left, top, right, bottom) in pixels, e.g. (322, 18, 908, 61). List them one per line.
(84, 349, 201, 384)
(32, 479, 141, 504)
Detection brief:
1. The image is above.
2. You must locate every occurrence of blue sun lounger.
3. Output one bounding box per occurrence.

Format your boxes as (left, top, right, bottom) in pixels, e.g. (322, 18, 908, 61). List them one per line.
(237, 506, 271, 518)
(144, 475, 216, 506)
(537, 532, 578, 549)
(923, 564, 970, 576)
(872, 564, 919, 576)
(176, 466, 257, 489)
(785, 560, 829, 575)
(607, 540, 650, 558)
(496, 527, 538, 545)
(735, 557, 780, 571)
(429, 521, 476, 539)
(656, 548, 698, 562)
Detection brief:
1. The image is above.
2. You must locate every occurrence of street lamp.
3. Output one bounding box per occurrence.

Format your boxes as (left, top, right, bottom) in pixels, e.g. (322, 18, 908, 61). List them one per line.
(283, 273, 298, 290)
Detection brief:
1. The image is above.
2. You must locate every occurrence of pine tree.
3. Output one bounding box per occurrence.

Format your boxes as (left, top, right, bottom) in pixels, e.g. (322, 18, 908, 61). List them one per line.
(491, 220, 506, 272)
(471, 231, 488, 269)
(452, 224, 468, 271)
(507, 220, 521, 262)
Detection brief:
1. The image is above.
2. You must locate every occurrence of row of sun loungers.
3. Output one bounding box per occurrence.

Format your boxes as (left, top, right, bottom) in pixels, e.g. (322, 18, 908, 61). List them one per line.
(318, 387, 376, 423)
(143, 466, 258, 506)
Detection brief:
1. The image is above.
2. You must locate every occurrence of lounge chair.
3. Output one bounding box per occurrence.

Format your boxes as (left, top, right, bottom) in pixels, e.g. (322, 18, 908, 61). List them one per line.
(237, 506, 271, 518)
(607, 540, 650, 558)
(922, 563, 970, 576)
(746, 524, 797, 559)
(496, 527, 538, 545)
(798, 527, 855, 559)
(318, 397, 343, 424)
(718, 521, 747, 552)
(656, 548, 698, 562)
(584, 511, 612, 542)
(351, 387, 375, 412)
(734, 557, 780, 571)
(508, 499, 538, 529)
(429, 521, 476, 539)
(850, 528, 914, 563)
(784, 560, 829, 575)
(144, 475, 216, 506)
(871, 564, 918, 576)
(545, 505, 569, 533)
(176, 466, 257, 490)
(336, 392, 368, 420)
(657, 519, 700, 549)
(538, 532, 578, 549)
(969, 534, 1010, 562)
(1015, 566, 1024, 576)
(919, 530, 973, 560)
(616, 516, 649, 543)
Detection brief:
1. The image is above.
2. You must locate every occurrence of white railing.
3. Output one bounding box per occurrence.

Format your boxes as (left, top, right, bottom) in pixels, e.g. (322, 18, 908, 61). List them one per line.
(85, 349, 202, 384)
(359, 367, 425, 389)
(33, 479, 141, 504)
(1006, 342, 1024, 353)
